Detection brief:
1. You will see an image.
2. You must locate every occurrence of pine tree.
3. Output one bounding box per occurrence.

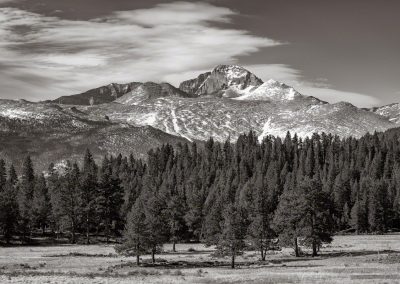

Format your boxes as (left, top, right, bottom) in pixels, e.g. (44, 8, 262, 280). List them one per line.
(32, 174, 51, 235)
(368, 179, 387, 232)
(59, 162, 82, 243)
(143, 190, 169, 263)
(300, 178, 335, 256)
(96, 156, 124, 242)
(247, 173, 274, 261)
(350, 197, 365, 234)
(7, 164, 18, 186)
(273, 177, 305, 257)
(116, 198, 149, 265)
(18, 156, 35, 241)
(80, 149, 98, 244)
(0, 159, 7, 190)
(184, 170, 204, 241)
(218, 203, 247, 269)
(201, 196, 223, 245)
(47, 163, 63, 236)
(166, 193, 186, 252)
(0, 181, 19, 243)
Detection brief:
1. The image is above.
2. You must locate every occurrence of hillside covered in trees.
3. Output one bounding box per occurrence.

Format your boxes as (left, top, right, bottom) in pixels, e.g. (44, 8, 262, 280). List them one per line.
(1, 129, 400, 266)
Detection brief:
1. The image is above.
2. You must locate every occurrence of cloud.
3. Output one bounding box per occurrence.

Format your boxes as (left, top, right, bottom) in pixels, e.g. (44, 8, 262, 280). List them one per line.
(114, 2, 235, 26)
(0, 2, 380, 107)
(0, 0, 17, 4)
(0, 2, 281, 100)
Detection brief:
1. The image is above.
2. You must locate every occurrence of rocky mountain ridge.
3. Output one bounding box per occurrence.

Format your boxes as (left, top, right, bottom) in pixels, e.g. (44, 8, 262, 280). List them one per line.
(368, 103, 400, 125)
(1, 64, 399, 170)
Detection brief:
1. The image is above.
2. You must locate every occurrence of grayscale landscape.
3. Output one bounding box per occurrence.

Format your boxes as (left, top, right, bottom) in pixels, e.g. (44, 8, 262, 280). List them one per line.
(0, 1, 399, 283)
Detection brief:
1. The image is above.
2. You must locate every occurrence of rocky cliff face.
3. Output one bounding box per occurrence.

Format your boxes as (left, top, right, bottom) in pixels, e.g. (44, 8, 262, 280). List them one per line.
(179, 72, 211, 95)
(179, 65, 263, 97)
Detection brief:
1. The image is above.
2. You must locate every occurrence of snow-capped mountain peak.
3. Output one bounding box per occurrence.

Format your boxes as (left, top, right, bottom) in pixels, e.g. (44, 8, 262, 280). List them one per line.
(179, 64, 263, 97)
(212, 64, 258, 83)
(178, 65, 305, 102)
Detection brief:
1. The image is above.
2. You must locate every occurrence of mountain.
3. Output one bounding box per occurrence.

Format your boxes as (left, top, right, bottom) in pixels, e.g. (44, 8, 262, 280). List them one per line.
(179, 65, 263, 97)
(233, 79, 324, 103)
(0, 99, 187, 171)
(78, 65, 393, 142)
(179, 72, 211, 95)
(87, 94, 392, 142)
(2, 64, 399, 170)
(51, 82, 194, 106)
(368, 103, 400, 124)
(49, 82, 142, 105)
(115, 82, 194, 105)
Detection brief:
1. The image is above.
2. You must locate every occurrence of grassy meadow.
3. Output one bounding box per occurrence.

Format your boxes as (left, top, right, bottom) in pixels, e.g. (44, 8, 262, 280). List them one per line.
(0, 234, 399, 283)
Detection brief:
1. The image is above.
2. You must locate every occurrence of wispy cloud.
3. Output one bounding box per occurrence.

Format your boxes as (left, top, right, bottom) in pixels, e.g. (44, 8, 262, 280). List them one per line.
(0, 2, 280, 100)
(0, 1, 381, 107)
(0, 0, 17, 4)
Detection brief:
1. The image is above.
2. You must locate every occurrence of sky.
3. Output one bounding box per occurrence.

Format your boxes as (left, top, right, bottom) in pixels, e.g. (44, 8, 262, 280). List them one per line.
(0, 0, 399, 107)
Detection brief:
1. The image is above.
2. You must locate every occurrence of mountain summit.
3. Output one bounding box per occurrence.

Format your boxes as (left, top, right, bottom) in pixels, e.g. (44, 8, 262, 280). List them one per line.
(179, 65, 263, 97)
(178, 65, 322, 103)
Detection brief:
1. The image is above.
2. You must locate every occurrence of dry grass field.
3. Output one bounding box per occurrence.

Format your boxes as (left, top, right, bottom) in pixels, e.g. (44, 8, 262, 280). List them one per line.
(0, 234, 399, 283)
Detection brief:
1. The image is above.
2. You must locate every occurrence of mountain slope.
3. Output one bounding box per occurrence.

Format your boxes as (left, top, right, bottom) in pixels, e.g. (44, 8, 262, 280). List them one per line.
(52, 82, 194, 106)
(0, 100, 187, 171)
(368, 103, 400, 124)
(115, 82, 194, 105)
(234, 79, 324, 103)
(85, 95, 393, 142)
(49, 83, 145, 105)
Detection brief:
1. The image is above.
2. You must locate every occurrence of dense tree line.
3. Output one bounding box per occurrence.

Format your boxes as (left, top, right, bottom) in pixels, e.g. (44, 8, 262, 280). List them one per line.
(0, 150, 128, 245)
(1, 130, 400, 267)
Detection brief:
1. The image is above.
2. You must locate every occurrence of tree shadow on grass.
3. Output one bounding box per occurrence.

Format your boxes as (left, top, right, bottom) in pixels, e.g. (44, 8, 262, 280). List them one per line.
(161, 250, 214, 256)
(319, 249, 400, 259)
(130, 259, 323, 269)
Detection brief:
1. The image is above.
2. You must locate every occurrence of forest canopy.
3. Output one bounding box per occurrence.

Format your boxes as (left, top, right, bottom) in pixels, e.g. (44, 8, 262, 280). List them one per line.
(1, 129, 400, 265)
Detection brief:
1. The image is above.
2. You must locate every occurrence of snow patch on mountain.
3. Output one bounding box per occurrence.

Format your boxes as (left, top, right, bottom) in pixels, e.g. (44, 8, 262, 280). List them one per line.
(0, 109, 39, 120)
(258, 117, 272, 142)
(371, 103, 400, 124)
(170, 108, 193, 142)
(117, 85, 148, 105)
(132, 112, 158, 125)
(234, 79, 303, 101)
